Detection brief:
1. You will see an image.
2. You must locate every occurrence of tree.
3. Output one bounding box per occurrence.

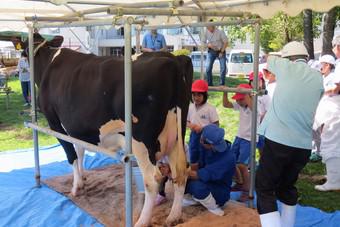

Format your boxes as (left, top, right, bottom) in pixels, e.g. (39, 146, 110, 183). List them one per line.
(225, 11, 321, 54)
(322, 7, 340, 56)
(304, 9, 314, 59)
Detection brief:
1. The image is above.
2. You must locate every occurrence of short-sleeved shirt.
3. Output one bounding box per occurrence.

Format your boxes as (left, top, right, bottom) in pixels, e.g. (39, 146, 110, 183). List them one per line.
(142, 33, 166, 51)
(232, 101, 263, 141)
(187, 102, 219, 127)
(323, 72, 340, 91)
(258, 56, 324, 149)
(201, 28, 228, 51)
(335, 59, 340, 76)
(17, 57, 30, 82)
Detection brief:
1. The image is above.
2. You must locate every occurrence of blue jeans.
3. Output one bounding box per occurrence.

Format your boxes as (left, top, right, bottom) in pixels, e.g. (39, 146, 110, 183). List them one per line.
(205, 50, 227, 86)
(21, 81, 30, 104)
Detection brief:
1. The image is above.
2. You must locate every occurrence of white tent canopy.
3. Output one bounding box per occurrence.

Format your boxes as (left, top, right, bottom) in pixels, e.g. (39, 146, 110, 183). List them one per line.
(0, 0, 338, 31)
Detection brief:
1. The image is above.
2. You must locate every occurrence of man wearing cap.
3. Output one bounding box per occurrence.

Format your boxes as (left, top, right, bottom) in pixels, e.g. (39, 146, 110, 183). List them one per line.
(201, 20, 228, 86)
(256, 41, 323, 227)
(183, 124, 235, 216)
(142, 29, 167, 52)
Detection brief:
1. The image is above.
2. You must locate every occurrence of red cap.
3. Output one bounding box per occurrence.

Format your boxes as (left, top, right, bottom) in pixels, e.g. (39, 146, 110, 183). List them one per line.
(232, 84, 252, 100)
(248, 71, 263, 81)
(192, 79, 208, 92)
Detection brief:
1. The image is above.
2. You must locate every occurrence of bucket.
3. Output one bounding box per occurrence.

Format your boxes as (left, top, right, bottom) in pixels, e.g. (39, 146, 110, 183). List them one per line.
(132, 166, 145, 193)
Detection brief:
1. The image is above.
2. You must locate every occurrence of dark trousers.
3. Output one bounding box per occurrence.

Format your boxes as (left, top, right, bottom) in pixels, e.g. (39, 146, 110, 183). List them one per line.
(21, 81, 31, 104)
(255, 138, 311, 214)
(205, 50, 227, 86)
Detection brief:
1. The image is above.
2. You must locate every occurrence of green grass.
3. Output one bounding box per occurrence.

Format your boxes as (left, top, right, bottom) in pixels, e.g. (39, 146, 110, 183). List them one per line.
(1, 74, 340, 212)
(0, 77, 57, 151)
(297, 162, 340, 212)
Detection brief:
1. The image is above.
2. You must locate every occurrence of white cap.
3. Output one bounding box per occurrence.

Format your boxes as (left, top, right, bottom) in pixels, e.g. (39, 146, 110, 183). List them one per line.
(319, 54, 336, 65)
(281, 41, 308, 58)
(332, 35, 340, 47)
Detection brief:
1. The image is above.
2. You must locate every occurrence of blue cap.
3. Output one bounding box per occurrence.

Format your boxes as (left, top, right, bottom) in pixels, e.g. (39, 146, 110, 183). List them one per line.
(201, 124, 227, 153)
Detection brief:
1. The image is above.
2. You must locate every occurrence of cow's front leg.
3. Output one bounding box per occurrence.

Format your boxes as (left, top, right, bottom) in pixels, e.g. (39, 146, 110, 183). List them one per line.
(134, 166, 160, 227)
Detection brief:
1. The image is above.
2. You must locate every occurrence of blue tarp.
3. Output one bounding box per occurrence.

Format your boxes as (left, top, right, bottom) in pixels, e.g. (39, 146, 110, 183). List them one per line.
(0, 145, 339, 226)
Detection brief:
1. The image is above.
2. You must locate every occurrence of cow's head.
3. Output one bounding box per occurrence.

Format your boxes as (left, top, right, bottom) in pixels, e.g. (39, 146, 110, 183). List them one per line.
(11, 32, 64, 56)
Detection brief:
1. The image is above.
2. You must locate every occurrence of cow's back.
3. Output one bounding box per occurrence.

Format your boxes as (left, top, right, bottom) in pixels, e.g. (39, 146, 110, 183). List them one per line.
(38, 49, 183, 152)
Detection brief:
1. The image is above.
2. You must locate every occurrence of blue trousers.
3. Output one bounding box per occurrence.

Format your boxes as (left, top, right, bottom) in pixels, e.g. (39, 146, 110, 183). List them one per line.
(205, 50, 227, 86)
(20, 81, 30, 104)
(189, 132, 202, 164)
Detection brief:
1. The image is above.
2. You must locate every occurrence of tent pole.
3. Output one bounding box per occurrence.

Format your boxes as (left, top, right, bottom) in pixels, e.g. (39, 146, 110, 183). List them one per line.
(28, 25, 41, 188)
(249, 22, 261, 208)
(124, 17, 133, 227)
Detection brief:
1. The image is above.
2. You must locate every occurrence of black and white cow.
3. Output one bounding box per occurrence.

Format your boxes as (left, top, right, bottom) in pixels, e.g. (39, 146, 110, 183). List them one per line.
(12, 33, 193, 226)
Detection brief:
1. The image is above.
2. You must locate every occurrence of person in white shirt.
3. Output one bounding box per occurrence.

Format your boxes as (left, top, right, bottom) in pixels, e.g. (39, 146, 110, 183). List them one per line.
(313, 54, 340, 192)
(201, 19, 228, 86)
(17, 51, 31, 106)
(222, 83, 265, 202)
(187, 79, 219, 171)
(310, 55, 337, 162)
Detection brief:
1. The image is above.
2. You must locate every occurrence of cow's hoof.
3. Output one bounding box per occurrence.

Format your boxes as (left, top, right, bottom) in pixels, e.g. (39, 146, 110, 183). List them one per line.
(71, 187, 79, 197)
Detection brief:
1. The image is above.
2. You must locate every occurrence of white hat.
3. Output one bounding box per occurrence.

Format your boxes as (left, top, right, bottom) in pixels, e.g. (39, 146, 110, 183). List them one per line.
(319, 54, 335, 65)
(332, 35, 340, 47)
(281, 41, 308, 58)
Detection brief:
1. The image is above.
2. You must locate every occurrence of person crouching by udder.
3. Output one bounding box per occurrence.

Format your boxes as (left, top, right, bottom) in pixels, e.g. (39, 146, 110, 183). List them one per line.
(182, 124, 236, 216)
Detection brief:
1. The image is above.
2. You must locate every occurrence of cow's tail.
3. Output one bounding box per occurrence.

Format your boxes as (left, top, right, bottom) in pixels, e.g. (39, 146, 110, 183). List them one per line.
(98, 120, 126, 160)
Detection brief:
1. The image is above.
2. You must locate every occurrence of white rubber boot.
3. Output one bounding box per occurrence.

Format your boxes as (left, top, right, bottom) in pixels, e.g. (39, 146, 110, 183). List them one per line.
(315, 157, 340, 191)
(280, 203, 296, 227)
(260, 211, 281, 227)
(194, 193, 224, 216)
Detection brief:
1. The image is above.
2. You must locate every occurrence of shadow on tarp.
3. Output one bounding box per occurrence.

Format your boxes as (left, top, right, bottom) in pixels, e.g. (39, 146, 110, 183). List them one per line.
(0, 145, 339, 226)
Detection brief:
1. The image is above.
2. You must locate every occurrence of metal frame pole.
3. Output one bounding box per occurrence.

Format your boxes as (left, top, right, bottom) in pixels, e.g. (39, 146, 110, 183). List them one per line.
(199, 17, 205, 79)
(124, 17, 133, 227)
(28, 25, 41, 187)
(249, 22, 261, 208)
(108, 7, 247, 17)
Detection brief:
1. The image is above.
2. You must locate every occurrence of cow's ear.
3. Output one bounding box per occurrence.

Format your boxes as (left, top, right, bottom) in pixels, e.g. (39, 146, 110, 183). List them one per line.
(11, 37, 25, 50)
(48, 36, 64, 48)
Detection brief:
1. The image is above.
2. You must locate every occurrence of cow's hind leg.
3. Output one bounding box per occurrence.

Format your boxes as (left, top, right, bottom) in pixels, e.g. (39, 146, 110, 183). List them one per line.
(166, 146, 187, 226)
(75, 145, 85, 180)
(45, 113, 80, 196)
(165, 107, 188, 226)
(73, 145, 85, 194)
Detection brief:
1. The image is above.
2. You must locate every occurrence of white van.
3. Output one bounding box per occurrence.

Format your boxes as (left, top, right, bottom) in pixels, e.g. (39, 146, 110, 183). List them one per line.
(190, 51, 220, 73)
(227, 49, 254, 78)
